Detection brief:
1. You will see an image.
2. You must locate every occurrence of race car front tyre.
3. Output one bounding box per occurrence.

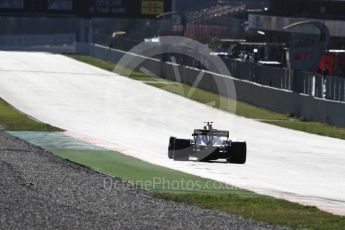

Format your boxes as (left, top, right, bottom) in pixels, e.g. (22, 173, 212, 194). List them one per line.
(168, 137, 175, 159)
(228, 142, 247, 164)
(172, 138, 191, 161)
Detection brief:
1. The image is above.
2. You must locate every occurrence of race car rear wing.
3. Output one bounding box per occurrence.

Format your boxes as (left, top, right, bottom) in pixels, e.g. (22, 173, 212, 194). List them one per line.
(193, 129, 229, 137)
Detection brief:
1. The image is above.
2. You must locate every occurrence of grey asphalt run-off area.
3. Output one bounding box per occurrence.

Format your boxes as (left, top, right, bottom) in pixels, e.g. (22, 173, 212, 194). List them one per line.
(0, 131, 288, 230)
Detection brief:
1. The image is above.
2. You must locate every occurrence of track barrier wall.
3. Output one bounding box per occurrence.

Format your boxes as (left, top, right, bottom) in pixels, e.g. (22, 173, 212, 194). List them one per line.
(0, 33, 76, 46)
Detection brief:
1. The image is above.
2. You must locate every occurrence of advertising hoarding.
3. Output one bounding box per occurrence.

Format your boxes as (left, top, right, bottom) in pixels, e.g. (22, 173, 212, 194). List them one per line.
(141, 0, 164, 15)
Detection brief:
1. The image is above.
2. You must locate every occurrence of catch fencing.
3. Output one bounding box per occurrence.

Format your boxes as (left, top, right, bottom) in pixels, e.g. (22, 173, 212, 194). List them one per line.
(105, 38, 345, 103)
(226, 61, 345, 103)
(223, 59, 290, 90)
(295, 71, 345, 102)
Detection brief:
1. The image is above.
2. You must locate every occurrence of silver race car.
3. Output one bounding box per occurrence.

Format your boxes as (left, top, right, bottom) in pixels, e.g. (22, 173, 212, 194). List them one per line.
(168, 122, 246, 164)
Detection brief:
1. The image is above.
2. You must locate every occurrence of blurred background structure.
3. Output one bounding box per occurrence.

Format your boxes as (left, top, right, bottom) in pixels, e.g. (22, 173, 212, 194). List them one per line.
(1, 0, 345, 111)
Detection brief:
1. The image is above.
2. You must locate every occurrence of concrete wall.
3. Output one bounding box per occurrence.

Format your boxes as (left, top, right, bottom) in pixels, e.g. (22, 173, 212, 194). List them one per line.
(0, 33, 77, 53)
(0, 34, 76, 46)
(89, 44, 345, 128)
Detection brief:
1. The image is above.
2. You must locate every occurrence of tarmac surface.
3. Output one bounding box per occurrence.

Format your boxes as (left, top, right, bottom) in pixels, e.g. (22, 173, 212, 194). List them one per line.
(0, 131, 286, 230)
(0, 51, 345, 215)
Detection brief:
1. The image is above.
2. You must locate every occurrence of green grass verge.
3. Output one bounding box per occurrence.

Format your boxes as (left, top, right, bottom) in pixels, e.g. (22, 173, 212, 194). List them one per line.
(0, 98, 61, 131)
(155, 193, 345, 230)
(52, 148, 345, 230)
(52, 148, 254, 195)
(69, 55, 345, 140)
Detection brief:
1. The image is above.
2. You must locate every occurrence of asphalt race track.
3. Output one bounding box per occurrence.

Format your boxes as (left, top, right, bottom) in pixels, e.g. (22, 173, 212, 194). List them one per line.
(0, 51, 345, 215)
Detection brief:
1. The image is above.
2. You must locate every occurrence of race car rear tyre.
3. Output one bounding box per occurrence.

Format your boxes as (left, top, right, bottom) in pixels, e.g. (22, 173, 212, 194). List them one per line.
(172, 138, 191, 161)
(168, 137, 175, 159)
(228, 142, 246, 164)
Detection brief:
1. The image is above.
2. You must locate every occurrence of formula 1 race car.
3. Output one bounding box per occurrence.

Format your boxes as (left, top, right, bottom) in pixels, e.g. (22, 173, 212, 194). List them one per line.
(168, 122, 246, 164)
